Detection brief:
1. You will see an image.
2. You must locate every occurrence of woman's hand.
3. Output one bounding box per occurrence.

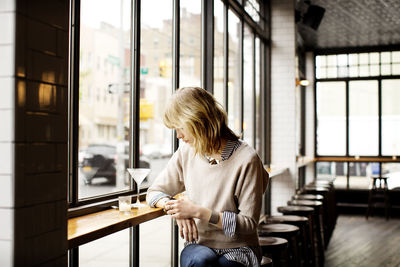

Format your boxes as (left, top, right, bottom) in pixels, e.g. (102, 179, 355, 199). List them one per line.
(176, 218, 198, 242)
(165, 198, 215, 225)
(165, 198, 198, 219)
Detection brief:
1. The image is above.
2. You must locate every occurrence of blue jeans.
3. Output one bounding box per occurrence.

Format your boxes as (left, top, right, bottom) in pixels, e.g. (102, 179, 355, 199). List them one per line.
(180, 244, 245, 267)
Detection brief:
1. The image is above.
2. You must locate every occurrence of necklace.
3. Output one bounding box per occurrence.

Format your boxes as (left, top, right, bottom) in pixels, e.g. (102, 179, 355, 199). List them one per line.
(205, 155, 220, 165)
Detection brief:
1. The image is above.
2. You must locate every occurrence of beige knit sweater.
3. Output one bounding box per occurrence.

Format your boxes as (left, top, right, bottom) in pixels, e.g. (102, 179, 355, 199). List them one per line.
(146, 141, 269, 249)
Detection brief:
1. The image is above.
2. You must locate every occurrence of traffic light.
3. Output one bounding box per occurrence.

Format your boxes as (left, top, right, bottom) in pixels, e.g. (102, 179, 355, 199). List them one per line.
(159, 60, 166, 77)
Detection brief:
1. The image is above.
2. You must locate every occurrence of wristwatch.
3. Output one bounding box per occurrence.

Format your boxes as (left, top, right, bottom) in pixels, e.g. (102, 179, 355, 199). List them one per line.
(209, 210, 219, 224)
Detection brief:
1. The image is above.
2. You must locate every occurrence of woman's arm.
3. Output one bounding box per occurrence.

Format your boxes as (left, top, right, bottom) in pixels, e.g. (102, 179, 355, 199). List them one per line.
(165, 198, 222, 229)
(162, 198, 201, 242)
(234, 158, 268, 235)
(146, 147, 186, 207)
(165, 152, 269, 238)
(166, 157, 268, 235)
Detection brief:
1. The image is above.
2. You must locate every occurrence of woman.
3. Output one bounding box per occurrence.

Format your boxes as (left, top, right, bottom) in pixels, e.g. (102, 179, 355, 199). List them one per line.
(146, 87, 269, 267)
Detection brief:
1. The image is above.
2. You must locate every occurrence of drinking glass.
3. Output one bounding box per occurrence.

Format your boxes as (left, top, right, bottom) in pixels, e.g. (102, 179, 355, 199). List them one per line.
(127, 168, 150, 208)
(118, 196, 132, 213)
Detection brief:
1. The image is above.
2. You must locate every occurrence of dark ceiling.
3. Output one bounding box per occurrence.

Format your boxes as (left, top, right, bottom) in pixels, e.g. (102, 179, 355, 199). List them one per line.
(296, 0, 400, 51)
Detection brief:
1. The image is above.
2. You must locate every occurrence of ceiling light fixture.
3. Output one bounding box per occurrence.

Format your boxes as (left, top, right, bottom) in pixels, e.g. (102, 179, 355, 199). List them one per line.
(296, 78, 310, 86)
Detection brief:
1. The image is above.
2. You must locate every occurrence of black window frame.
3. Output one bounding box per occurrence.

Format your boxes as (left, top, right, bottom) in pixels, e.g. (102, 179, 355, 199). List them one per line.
(315, 48, 400, 158)
(314, 47, 400, 189)
(67, 0, 270, 266)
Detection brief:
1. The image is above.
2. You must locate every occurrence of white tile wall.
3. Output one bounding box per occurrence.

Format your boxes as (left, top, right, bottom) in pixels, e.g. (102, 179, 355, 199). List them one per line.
(0, 240, 13, 267)
(0, 143, 13, 174)
(270, 172, 296, 215)
(0, 208, 13, 239)
(270, 0, 298, 213)
(0, 13, 14, 44)
(0, 2, 15, 265)
(0, 109, 13, 142)
(0, 78, 14, 109)
(305, 52, 315, 158)
(305, 52, 315, 182)
(0, 0, 15, 12)
(0, 45, 14, 76)
(0, 175, 13, 207)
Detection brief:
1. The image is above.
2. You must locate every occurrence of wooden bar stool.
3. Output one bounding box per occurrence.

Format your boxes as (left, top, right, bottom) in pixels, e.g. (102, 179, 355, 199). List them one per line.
(258, 223, 301, 267)
(289, 199, 325, 247)
(260, 215, 310, 267)
(294, 194, 329, 246)
(287, 200, 325, 267)
(293, 194, 324, 201)
(303, 185, 336, 246)
(259, 236, 289, 267)
(277, 206, 320, 267)
(261, 256, 273, 267)
(309, 180, 333, 188)
(366, 175, 390, 220)
(304, 184, 337, 241)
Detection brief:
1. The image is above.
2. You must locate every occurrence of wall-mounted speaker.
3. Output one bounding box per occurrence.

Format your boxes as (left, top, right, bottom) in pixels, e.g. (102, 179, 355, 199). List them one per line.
(302, 5, 325, 30)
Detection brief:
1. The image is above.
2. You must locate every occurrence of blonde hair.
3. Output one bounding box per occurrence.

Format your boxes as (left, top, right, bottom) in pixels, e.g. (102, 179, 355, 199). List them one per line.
(164, 87, 238, 155)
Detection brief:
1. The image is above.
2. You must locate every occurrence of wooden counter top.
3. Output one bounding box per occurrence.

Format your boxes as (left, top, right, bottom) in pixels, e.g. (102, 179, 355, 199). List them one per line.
(316, 156, 400, 162)
(265, 166, 289, 177)
(297, 156, 315, 168)
(68, 203, 164, 248)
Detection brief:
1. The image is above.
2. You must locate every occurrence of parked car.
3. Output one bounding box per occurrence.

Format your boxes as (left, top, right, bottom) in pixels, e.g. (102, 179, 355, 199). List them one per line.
(80, 144, 150, 185)
(142, 143, 172, 159)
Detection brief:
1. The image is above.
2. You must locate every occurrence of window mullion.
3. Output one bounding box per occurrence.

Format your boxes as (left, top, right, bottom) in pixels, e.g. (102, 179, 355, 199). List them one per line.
(202, 0, 214, 93)
(172, 1, 180, 266)
(239, 18, 244, 135)
(223, 3, 228, 111)
(378, 78, 382, 157)
(132, 0, 141, 170)
(70, 0, 81, 207)
(130, 0, 141, 265)
(252, 32, 256, 148)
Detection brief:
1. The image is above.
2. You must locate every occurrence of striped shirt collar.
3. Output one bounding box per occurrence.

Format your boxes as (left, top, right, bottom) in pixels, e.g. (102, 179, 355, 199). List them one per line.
(205, 139, 241, 165)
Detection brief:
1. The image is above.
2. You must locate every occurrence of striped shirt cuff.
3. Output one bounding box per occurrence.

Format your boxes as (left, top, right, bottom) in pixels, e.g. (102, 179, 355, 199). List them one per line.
(222, 211, 237, 238)
(184, 240, 198, 246)
(148, 192, 172, 208)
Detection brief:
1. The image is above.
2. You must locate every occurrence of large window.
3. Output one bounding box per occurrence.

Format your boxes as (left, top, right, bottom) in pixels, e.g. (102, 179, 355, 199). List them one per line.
(382, 163, 400, 190)
(316, 161, 348, 188)
(213, 0, 224, 106)
(140, 0, 173, 190)
(315, 51, 400, 189)
(316, 82, 346, 155)
(243, 25, 254, 146)
(71, 0, 268, 207)
(349, 80, 378, 156)
(69, 0, 269, 265)
(140, 1, 174, 266)
(382, 79, 400, 156)
(348, 162, 372, 189)
(79, 229, 130, 266)
(77, 0, 132, 200)
(140, 216, 172, 266)
(316, 51, 400, 157)
(180, 0, 201, 87)
(255, 37, 262, 155)
(228, 9, 242, 136)
(316, 51, 400, 79)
